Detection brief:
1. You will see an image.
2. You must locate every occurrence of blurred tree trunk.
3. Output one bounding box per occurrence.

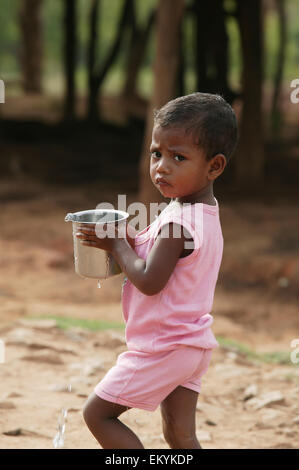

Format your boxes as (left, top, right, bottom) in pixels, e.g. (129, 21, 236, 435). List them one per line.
(235, 0, 265, 186)
(64, 0, 77, 120)
(87, 0, 100, 122)
(177, 19, 185, 96)
(122, 5, 155, 100)
(138, 0, 185, 221)
(87, 0, 132, 122)
(19, 0, 43, 93)
(270, 0, 286, 136)
(194, 0, 209, 91)
(194, 0, 236, 103)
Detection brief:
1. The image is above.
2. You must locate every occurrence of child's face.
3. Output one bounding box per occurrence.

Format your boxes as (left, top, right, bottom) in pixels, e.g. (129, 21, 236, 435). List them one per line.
(150, 124, 215, 201)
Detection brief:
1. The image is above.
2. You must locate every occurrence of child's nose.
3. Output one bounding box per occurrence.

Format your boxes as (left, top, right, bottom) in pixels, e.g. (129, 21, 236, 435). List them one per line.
(156, 156, 170, 173)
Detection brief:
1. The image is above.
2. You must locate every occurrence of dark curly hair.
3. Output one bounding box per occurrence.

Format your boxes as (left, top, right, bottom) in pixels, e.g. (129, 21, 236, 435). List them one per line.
(154, 92, 238, 163)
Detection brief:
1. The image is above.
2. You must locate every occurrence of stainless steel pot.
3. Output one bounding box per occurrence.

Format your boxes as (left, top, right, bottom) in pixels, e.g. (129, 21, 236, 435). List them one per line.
(65, 209, 129, 279)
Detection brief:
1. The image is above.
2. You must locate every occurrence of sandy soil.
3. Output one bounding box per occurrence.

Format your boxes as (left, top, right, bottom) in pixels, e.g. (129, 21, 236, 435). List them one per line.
(0, 177, 299, 449)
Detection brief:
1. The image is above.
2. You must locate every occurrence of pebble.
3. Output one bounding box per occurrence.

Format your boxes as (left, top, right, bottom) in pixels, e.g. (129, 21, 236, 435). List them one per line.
(21, 351, 64, 365)
(68, 360, 106, 376)
(260, 408, 280, 421)
(3, 392, 22, 399)
(196, 402, 225, 423)
(83, 361, 106, 376)
(197, 430, 212, 442)
(0, 401, 16, 409)
(251, 421, 272, 430)
(243, 384, 258, 401)
(94, 331, 126, 349)
(3, 428, 47, 437)
(205, 419, 217, 426)
(49, 383, 76, 393)
(68, 407, 81, 413)
(246, 391, 285, 410)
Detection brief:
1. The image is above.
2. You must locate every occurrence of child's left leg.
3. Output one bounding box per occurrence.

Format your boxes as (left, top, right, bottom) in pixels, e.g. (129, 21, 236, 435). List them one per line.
(160, 385, 201, 449)
(83, 392, 144, 449)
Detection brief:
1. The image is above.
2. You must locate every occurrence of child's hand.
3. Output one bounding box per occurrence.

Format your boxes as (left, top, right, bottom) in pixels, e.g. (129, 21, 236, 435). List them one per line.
(76, 222, 125, 253)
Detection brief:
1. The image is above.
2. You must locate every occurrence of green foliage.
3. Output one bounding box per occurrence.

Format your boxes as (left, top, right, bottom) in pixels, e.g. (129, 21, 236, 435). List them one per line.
(1, 0, 299, 96)
(0, 0, 20, 76)
(216, 336, 297, 366)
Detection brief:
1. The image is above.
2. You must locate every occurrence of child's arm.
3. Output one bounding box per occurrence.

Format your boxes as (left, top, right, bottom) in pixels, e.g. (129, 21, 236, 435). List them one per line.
(126, 223, 138, 250)
(76, 222, 191, 295)
(112, 223, 189, 296)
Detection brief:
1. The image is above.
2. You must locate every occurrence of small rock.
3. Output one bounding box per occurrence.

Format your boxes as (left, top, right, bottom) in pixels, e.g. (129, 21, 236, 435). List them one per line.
(21, 350, 64, 365)
(64, 328, 88, 342)
(197, 430, 212, 442)
(68, 360, 106, 376)
(205, 419, 217, 426)
(95, 331, 126, 349)
(251, 421, 273, 430)
(3, 428, 22, 436)
(6, 328, 33, 340)
(196, 402, 224, 423)
(49, 383, 75, 393)
(3, 428, 48, 437)
(0, 401, 16, 409)
(15, 341, 76, 355)
(292, 416, 299, 424)
(246, 391, 285, 410)
(4, 392, 22, 399)
(243, 384, 258, 401)
(83, 360, 106, 376)
(68, 407, 81, 413)
(18, 319, 57, 330)
(282, 428, 296, 438)
(260, 409, 280, 421)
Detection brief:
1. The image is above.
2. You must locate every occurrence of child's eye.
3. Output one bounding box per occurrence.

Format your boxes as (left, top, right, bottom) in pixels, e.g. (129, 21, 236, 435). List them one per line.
(150, 151, 161, 159)
(174, 154, 186, 162)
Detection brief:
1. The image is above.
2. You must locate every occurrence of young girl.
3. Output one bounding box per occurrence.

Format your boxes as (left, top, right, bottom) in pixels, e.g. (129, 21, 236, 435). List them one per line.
(76, 92, 238, 449)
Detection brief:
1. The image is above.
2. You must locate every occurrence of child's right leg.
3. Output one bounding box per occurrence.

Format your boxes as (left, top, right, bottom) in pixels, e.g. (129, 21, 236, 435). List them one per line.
(83, 392, 144, 449)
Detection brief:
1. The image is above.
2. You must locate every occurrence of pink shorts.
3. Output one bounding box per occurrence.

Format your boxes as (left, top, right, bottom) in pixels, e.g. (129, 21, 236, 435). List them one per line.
(94, 346, 213, 411)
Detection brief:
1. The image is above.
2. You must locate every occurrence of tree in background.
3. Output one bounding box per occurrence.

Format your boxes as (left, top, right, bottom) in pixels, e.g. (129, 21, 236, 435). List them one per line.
(87, 0, 132, 122)
(234, 0, 264, 187)
(193, 0, 237, 104)
(270, 0, 287, 136)
(138, 0, 185, 219)
(122, 2, 156, 106)
(19, 0, 43, 93)
(64, 0, 78, 120)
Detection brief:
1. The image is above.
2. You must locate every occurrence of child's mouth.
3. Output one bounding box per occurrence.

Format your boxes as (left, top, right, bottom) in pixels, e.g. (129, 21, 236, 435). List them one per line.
(156, 177, 170, 186)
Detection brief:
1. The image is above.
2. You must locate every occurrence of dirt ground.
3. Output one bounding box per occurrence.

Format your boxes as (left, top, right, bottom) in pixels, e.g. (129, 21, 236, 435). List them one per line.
(0, 177, 299, 449)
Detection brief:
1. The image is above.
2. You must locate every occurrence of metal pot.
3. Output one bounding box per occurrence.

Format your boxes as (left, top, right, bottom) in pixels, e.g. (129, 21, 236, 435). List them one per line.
(65, 209, 129, 279)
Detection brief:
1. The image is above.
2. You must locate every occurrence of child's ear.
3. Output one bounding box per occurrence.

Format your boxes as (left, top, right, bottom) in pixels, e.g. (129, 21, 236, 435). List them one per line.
(208, 154, 226, 180)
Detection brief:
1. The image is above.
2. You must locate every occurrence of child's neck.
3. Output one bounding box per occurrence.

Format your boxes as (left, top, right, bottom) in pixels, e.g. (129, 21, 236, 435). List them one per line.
(173, 185, 215, 206)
